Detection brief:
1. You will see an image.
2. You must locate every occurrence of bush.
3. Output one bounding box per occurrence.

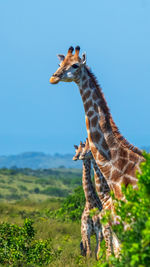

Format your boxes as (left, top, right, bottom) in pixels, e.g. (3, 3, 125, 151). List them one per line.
(96, 152, 150, 267)
(41, 186, 69, 197)
(34, 187, 40, 194)
(0, 218, 61, 266)
(47, 186, 85, 221)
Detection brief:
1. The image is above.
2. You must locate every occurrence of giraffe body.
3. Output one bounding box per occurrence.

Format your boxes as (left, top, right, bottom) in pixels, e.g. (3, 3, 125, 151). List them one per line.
(50, 46, 144, 258)
(50, 46, 144, 201)
(73, 142, 102, 259)
(80, 138, 120, 258)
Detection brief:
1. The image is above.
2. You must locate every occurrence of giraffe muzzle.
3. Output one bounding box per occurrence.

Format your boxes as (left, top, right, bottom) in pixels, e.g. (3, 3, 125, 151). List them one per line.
(49, 76, 60, 84)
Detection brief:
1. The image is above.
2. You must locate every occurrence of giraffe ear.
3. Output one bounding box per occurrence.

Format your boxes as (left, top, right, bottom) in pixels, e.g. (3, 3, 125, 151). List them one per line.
(74, 145, 78, 150)
(57, 54, 65, 62)
(81, 52, 86, 65)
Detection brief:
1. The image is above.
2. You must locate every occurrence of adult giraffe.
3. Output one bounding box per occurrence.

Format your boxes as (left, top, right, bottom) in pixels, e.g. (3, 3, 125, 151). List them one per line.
(50, 46, 144, 201)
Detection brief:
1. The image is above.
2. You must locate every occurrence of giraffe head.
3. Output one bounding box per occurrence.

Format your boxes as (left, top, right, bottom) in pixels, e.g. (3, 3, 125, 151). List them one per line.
(49, 46, 86, 84)
(79, 138, 93, 160)
(73, 141, 85, 161)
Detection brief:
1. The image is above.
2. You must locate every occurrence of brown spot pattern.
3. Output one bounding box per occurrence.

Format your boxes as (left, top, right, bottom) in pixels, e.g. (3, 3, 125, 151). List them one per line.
(91, 130, 101, 143)
(97, 151, 106, 162)
(107, 134, 117, 148)
(101, 116, 111, 132)
(101, 138, 109, 150)
(95, 178, 101, 185)
(92, 91, 98, 101)
(119, 148, 128, 158)
(112, 184, 123, 199)
(94, 103, 98, 113)
(89, 79, 95, 88)
(87, 110, 94, 117)
(114, 158, 128, 170)
(82, 91, 91, 102)
(84, 100, 92, 112)
(101, 165, 111, 177)
(82, 80, 88, 89)
(111, 169, 121, 182)
(82, 93, 86, 102)
(129, 152, 139, 162)
(111, 149, 118, 159)
(122, 176, 132, 187)
(85, 90, 91, 100)
(125, 162, 136, 177)
(91, 116, 98, 127)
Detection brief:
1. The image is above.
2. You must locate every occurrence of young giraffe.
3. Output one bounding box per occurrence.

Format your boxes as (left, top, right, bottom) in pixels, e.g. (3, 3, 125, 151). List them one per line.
(50, 46, 144, 202)
(73, 141, 103, 260)
(79, 138, 120, 258)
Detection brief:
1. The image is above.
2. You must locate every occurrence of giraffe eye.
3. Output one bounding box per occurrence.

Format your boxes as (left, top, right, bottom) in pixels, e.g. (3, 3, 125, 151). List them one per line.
(72, 64, 79, 69)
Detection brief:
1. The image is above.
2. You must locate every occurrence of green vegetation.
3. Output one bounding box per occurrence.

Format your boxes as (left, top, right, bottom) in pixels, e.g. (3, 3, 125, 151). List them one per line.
(96, 152, 150, 266)
(46, 186, 85, 222)
(0, 218, 61, 266)
(0, 167, 96, 266)
(0, 199, 96, 267)
(0, 168, 82, 202)
(0, 153, 150, 266)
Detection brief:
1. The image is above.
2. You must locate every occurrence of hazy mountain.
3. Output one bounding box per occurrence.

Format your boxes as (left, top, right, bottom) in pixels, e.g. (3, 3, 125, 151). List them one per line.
(0, 146, 149, 170)
(0, 152, 82, 169)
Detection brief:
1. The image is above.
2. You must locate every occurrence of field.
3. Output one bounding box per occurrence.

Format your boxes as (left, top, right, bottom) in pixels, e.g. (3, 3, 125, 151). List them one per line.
(0, 155, 150, 266)
(0, 168, 83, 202)
(0, 168, 96, 266)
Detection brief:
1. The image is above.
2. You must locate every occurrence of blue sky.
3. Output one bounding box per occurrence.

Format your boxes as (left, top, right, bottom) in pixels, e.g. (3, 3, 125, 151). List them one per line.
(0, 0, 149, 155)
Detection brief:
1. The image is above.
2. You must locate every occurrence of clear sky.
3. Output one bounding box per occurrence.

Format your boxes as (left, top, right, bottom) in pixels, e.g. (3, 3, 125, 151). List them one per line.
(0, 0, 150, 155)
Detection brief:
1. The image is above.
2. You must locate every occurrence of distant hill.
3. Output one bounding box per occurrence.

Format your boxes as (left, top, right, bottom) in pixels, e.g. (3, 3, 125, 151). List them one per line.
(0, 146, 149, 170)
(0, 152, 82, 169)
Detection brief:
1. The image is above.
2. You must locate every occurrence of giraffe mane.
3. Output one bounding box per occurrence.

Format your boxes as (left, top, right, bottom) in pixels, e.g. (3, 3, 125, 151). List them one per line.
(85, 66, 143, 157)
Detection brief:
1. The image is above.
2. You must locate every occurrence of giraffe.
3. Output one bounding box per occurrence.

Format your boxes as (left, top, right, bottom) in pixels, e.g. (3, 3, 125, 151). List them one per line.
(73, 141, 103, 260)
(79, 138, 120, 258)
(50, 46, 145, 202)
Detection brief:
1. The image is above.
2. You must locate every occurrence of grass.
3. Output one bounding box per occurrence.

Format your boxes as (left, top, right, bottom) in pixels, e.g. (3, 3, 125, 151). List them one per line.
(0, 168, 97, 266)
(0, 199, 97, 267)
(0, 168, 82, 202)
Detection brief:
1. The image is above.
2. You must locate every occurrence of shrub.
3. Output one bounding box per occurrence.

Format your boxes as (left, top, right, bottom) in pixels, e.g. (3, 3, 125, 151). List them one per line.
(34, 187, 40, 194)
(48, 186, 85, 221)
(96, 152, 150, 267)
(0, 218, 61, 266)
(41, 186, 69, 197)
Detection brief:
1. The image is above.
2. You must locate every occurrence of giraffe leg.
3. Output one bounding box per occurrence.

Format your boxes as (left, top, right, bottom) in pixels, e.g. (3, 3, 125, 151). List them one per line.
(80, 235, 92, 257)
(112, 232, 120, 258)
(95, 227, 103, 260)
(86, 234, 92, 257)
(80, 239, 87, 256)
(81, 220, 92, 257)
(102, 223, 113, 259)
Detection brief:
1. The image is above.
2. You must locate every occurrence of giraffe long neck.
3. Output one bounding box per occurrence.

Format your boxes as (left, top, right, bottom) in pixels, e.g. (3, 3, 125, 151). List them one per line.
(77, 66, 144, 199)
(82, 159, 101, 209)
(79, 67, 116, 165)
(91, 158, 112, 210)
